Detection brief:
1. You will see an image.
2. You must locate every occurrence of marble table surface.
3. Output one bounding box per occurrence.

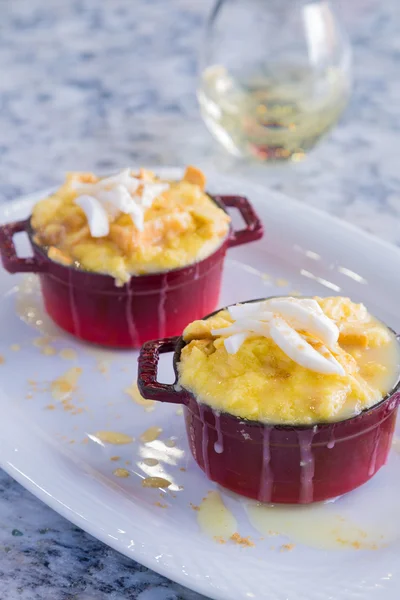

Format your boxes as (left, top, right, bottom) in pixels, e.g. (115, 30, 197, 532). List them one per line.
(0, 0, 399, 598)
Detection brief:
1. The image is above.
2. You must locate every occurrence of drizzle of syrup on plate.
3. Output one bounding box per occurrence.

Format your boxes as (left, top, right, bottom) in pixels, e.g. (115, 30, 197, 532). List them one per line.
(197, 491, 237, 540)
(92, 431, 134, 445)
(246, 501, 387, 550)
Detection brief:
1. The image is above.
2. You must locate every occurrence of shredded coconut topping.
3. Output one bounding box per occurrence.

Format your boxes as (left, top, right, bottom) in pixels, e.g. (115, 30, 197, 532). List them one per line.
(211, 298, 344, 376)
(72, 169, 169, 237)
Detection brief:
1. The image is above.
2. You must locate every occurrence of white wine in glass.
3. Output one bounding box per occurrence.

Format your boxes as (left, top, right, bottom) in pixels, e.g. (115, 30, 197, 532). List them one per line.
(198, 0, 352, 162)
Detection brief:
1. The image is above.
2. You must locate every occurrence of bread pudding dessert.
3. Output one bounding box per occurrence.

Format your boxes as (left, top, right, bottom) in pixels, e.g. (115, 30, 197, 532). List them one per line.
(31, 166, 230, 284)
(178, 296, 400, 424)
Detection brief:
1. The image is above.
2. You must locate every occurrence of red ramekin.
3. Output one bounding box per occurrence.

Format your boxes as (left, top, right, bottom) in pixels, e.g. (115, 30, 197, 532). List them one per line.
(137, 302, 400, 504)
(0, 195, 262, 347)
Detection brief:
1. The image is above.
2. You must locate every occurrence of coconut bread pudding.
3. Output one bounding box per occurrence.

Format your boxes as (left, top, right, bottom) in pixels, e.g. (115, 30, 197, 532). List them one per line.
(31, 166, 230, 284)
(178, 296, 400, 424)
(138, 294, 400, 502)
(1, 165, 262, 347)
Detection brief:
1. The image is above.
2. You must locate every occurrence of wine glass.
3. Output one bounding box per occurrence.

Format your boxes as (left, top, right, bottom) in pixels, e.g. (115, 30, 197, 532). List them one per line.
(198, 0, 352, 162)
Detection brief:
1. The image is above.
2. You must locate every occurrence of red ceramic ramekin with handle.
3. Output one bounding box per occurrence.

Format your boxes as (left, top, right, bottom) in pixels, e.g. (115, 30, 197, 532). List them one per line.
(0, 195, 262, 348)
(137, 305, 400, 504)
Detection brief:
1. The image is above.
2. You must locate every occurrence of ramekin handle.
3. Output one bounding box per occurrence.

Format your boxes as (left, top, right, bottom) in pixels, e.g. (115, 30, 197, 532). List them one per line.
(0, 219, 46, 273)
(138, 337, 184, 404)
(215, 195, 264, 248)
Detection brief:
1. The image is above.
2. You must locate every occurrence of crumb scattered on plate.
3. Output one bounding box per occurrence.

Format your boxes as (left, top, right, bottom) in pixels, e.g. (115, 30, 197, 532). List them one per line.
(33, 336, 53, 348)
(275, 278, 289, 287)
(59, 348, 78, 361)
(97, 360, 110, 376)
(230, 533, 255, 547)
(280, 543, 295, 552)
(42, 345, 57, 356)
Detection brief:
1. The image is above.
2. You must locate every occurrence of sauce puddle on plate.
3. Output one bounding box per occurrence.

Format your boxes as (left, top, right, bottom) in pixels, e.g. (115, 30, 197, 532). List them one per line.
(197, 491, 237, 540)
(125, 383, 155, 412)
(246, 502, 387, 550)
(140, 426, 163, 443)
(93, 431, 134, 445)
(16, 275, 60, 336)
(51, 367, 82, 402)
(142, 477, 171, 489)
(113, 468, 130, 478)
(142, 458, 159, 467)
(59, 348, 78, 361)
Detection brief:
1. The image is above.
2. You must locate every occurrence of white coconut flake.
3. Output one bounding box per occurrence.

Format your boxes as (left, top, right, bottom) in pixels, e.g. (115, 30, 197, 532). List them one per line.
(75, 195, 110, 238)
(269, 316, 345, 376)
(73, 169, 169, 236)
(228, 301, 269, 320)
(140, 183, 169, 208)
(213, 297, 344, 376)
(96, 185, 135, 217)
(224, 332, 250, 354)
(100, 168, 140, 194)
(212, 318, 271, 338)
(266, 298, 339, 347)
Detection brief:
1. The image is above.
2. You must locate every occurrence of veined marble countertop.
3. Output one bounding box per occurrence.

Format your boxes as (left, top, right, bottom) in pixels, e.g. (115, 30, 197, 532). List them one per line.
(0, 0, 399, 598)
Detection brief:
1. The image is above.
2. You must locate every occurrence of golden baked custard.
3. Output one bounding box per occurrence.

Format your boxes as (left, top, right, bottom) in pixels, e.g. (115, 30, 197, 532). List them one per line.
(31, 166, 230, 283)
(178, 296, 400, 425)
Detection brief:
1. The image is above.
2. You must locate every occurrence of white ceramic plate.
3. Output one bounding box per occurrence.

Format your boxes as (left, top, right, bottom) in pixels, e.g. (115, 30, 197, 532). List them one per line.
(0, 169, 399, 600)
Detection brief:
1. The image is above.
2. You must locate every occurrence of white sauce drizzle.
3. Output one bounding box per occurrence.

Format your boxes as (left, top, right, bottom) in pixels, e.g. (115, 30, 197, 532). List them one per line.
(298, 430, 316, 504)
(68, 269, 81, 337)
(126, 285, 139, 347)
(259, 427, 273, 503)
(199, 404, 211, 478)
(214, 411, 224, 454)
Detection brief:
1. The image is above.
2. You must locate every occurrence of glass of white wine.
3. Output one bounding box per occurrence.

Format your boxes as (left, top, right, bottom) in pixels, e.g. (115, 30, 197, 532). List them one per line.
(198, 0, 352, 162)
